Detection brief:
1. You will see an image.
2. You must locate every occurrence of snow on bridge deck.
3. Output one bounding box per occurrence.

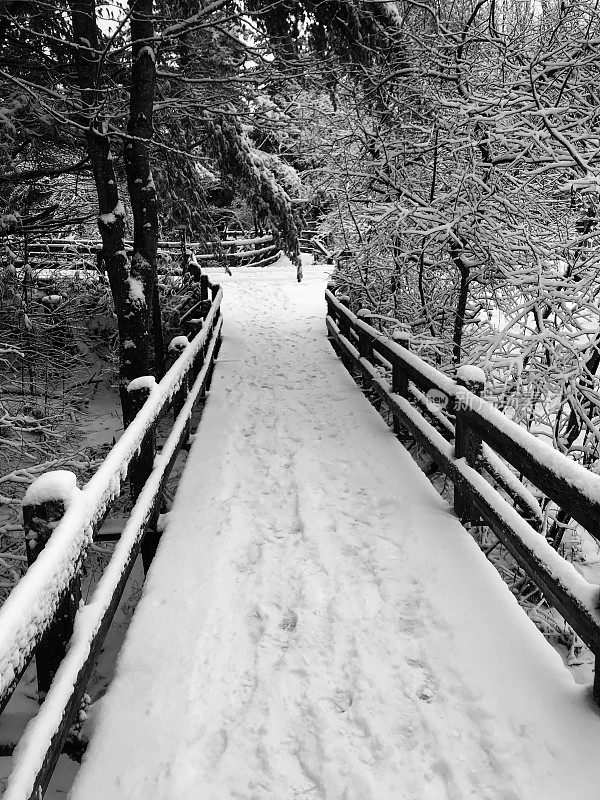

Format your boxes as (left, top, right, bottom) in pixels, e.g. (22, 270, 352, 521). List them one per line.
(71, 260, 600, 800)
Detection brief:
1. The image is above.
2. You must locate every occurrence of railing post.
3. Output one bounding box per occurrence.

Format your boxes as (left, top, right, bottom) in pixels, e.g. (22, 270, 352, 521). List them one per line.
(454, 365, 485, 524)
(337, 295, 351, 339)
(168, 336, 190, 419)
(391, 330, 411, 437)
(325, 293, 335, 322)
(200, 274, 212, 319)
(211, 283, 220, 322)
(200, 273, 209, 302)
(127, 376, 158, 572)
(357, 309, 374, 359)
(229, 238, 237, 270)
(189, 255, 201, 284)
(193, 325, 206, 381)
(334, 295, 351, 370)
(23, 471, 81, 701)
(357, 309, 374, 391)
(325, 286, 338, 352)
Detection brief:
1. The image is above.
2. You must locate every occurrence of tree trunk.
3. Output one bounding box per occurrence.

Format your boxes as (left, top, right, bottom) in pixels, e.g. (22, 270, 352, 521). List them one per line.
(69, 0, 157, 426)
(450, 247, 470, 364)
(123, 0, 161, 398)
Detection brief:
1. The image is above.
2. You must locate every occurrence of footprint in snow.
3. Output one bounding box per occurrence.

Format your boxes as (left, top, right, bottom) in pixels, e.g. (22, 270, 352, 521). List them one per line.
(406, 657, 439, 703)
(281, 609, 298, 631)
(250, 603, 299, 639)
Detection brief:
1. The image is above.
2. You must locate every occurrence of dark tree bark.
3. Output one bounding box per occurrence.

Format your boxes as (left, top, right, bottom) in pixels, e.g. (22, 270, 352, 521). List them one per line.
(69, 0, 159, 426)
(450, 245, 470, 365)
(124, 0, 164, 389)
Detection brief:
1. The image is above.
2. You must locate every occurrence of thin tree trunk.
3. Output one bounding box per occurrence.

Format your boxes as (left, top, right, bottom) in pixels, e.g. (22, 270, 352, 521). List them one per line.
(152, 287, 166, 379)
(450, 244, 470, 365)
(123, 0, 161, 395)
(70, 0, 155, 426)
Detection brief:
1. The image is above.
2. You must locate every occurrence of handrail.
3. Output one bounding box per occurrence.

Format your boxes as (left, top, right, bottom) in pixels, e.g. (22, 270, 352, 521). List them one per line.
(299, 231, 332, 261)
(21, 233, 274, 252)
(325, 288, 600, 704)
(15, 228, 321, 270)
(13, 233, 281, 270)
(0, 280, 223, 799)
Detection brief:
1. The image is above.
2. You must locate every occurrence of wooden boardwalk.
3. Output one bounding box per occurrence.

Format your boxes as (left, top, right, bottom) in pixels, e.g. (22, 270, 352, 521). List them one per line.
(66, 264, 600, 800)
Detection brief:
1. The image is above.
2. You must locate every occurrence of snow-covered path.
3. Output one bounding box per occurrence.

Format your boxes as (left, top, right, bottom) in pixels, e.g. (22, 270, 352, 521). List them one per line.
(71, 262, 600, 800)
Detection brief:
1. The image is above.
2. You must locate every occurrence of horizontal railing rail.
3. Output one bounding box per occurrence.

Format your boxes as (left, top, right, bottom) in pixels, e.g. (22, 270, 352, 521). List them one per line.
(10, 232, 281, 271)
(10, 227, 329, 272)
(298, 226, 332, 261)
(325, 287, 600, 704)
(0, 278, 223, 800)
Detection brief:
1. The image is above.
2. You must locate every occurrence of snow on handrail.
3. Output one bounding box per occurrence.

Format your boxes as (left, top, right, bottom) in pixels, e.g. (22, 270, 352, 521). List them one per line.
(2, 316, 224, 800)
(356, 341, 600, 634)
(155, 234, 274, 249)
(326, 289, 600, 703)
(326, 289, 600, 536)
(21, 233, 274, 254)
(328, 291, 456, 396)
(0, 287, 223, 703)
(223, 243, 279, 259)
(406, 383, 543, 523)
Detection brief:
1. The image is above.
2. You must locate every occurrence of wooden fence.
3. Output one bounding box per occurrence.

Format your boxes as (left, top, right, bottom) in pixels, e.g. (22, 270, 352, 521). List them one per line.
(298, 223, 332, 261)
(11, 232, 282, 272)
(326, 287, 600, 704)
(9, 226, 333, 273)
(0, 276, 223, 800)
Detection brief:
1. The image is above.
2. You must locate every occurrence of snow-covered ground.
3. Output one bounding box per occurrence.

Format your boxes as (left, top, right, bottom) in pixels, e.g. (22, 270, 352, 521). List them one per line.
(69, 259, 600, 800)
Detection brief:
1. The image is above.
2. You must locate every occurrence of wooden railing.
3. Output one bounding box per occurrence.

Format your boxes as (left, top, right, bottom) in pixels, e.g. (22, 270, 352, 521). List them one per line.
(326, 287, 600, 703)
(11, 232, 282, 271)
(299, 224, 332, 261)
(9, 226, 335, 274)
(0, 277, 223, 800)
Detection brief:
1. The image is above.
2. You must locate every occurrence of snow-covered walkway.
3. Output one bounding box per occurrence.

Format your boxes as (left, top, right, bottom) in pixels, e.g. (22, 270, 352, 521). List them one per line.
(71, 262, 600, 800)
